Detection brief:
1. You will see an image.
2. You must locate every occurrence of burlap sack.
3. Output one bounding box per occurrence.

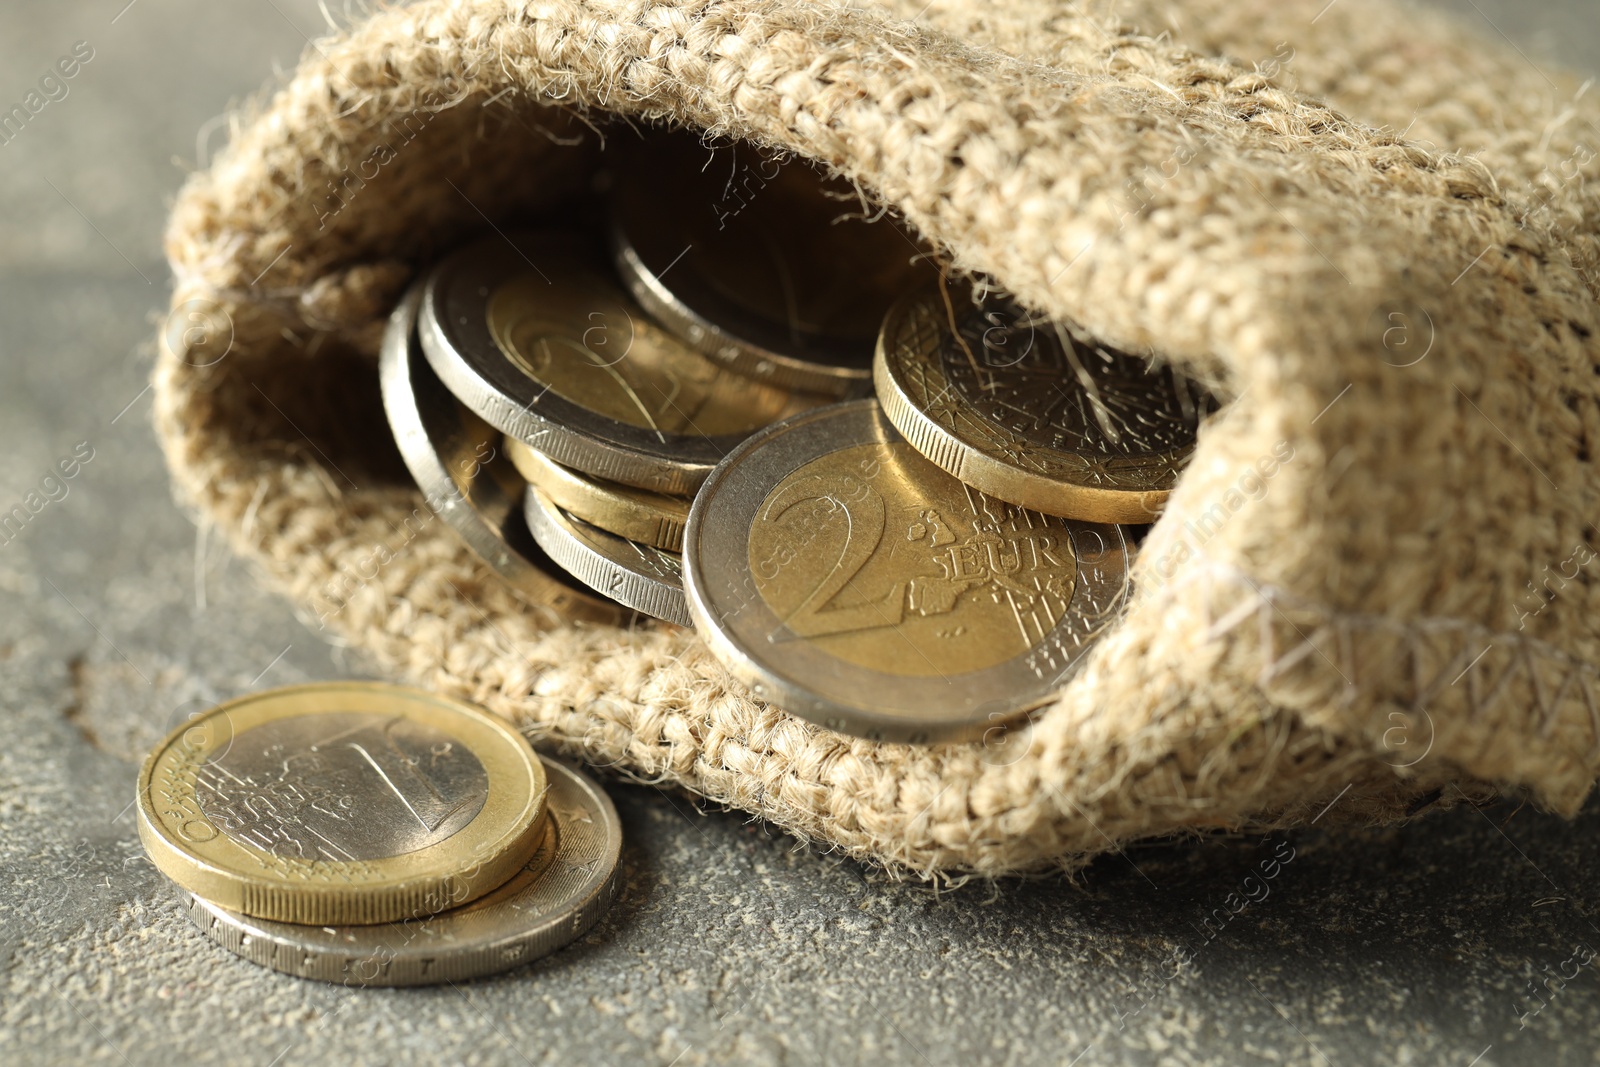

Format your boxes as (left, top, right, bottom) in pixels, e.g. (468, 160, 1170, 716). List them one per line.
(154, 0, 1600, 876)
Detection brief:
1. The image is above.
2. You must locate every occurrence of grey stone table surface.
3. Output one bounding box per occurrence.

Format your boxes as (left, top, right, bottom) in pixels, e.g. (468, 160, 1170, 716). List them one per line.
(1, 2, 1597, 1065)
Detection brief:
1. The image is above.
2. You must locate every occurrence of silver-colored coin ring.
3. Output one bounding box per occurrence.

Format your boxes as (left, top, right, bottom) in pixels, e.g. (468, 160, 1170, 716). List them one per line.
(681, 400, 1131, 743)
(605, 135, 934, 399)
(380, 281, 630, 626)
(610, 217, 874, 400)
(178, 756, 624, 987)
(417, 234, 750, 495)
(523, 487, 694, 628)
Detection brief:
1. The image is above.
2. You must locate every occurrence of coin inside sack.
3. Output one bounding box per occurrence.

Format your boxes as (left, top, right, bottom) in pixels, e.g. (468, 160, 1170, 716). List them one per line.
(380, 282, 631, 626)
(523, 486, 694, 627)
(505, 435, 691, 553)
(874, 288, 1211, 524)
(137, 683, 550, 926)
(178, 754, 623, 986)
(682, 400, 1130, 742)
(609, 133, 938, 397)
(418, 233, 823, 496)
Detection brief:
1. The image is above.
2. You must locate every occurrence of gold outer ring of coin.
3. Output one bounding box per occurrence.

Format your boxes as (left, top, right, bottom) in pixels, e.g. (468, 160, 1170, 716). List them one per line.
(136, 682, 549, 926)
(522, 487, 694, 628)
(873, 293, 1196, 524)
(175, 755, 623, 987)
(681, 399, 1131, 743)
(380, 281, 631, 626)
(504, 436, 691, 553)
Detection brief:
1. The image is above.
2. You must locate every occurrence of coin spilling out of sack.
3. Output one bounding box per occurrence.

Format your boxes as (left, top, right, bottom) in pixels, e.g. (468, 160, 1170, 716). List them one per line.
(137, 682, 623, 985)
(377, 132, 1212, 742)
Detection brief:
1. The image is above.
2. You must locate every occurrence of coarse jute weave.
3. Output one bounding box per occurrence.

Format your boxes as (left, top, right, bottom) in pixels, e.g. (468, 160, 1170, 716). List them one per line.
(154, 0, 1600, 876)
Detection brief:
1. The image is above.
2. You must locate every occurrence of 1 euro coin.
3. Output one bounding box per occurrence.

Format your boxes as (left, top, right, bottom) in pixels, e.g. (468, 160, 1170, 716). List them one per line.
(137, 683, 549, 925)
(874, 289, 1210, 523)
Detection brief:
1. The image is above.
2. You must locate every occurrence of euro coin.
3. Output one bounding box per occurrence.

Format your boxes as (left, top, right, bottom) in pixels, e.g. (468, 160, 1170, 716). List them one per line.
(522, 486, 693, 627)
(505, 435, 690, 553)
(609, 133, 937, 397)
(874, 288, 1210, 523)
(176, 755, 623, 986)
(418, 232, 822, 495)
(682, 400, 1130, 742)
(137, 683, 550, 925)
(380, 282, 631, 625)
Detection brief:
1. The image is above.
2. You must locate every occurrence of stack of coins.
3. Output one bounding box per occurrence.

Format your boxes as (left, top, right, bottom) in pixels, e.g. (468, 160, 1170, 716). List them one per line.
(381, 131, 1211, 744)
(136, 683, 624, 985)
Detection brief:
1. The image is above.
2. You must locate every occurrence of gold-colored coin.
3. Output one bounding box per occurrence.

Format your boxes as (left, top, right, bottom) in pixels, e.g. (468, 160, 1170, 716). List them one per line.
(504, 436, 690, 552)
(419, 233, 823, 495)
(136, 683, 549, 926)
(522, 487, 693, 627)
(874, 288, 1212, 523)
(682, 400, 1130, 742)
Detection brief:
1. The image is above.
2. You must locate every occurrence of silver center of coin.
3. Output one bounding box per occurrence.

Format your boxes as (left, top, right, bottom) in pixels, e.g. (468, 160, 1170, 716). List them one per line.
(193, 712, 489, 862)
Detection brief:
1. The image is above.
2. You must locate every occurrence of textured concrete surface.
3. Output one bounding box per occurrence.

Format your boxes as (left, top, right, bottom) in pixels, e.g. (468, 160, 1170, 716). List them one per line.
(1, 2, 1598, 1065)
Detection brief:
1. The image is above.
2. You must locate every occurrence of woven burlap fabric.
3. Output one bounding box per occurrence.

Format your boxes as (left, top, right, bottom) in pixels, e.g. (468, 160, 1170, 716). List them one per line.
(154, 0, 1600, 875)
